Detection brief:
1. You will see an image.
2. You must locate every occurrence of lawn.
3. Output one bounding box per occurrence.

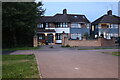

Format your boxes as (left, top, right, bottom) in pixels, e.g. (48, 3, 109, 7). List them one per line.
(101, 52, 120, 56)
(2, 47, 39, 51)
(2, 54, 40, 78)
(112, 52, 120, 56)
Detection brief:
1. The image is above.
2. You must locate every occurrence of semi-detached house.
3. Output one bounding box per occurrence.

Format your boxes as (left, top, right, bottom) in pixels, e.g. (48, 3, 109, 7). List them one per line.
(92, 10, 120, 39)
(36, 9, 91, 44)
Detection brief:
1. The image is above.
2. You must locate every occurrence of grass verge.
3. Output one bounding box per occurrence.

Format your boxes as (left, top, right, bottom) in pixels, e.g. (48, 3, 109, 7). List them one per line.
(2, 47, 39, 51)
(2, 54, 40, 78)
(112, 52, 120, 56)
(101, 52, 120, 56)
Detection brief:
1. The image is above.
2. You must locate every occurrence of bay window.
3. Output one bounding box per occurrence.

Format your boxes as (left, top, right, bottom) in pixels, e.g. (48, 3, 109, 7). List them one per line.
(56, 33, 62, 40)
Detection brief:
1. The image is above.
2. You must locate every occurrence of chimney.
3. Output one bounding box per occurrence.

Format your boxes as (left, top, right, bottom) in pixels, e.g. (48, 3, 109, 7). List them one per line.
(107, 10, 112, 15)
(63, 9, 67, 14)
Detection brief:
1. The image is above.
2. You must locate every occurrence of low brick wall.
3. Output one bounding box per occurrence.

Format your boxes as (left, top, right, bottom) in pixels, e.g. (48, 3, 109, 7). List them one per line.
(101, 38, 115, 46)
(63, 37, 115, 47)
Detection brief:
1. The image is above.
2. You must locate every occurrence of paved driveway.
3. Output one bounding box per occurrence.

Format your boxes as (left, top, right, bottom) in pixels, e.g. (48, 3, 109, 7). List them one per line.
(35, 45, 118, 78)
(3, 45, 118, 78)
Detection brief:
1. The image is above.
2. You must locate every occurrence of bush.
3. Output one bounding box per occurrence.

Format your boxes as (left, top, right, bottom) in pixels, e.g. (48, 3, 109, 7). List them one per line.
(50, 46, 53, 48)
(66, 44, 70, 47)
(61, 45, 70, 48)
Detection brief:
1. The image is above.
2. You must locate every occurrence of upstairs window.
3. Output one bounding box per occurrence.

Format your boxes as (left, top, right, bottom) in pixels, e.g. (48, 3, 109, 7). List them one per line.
(37, 23, 43, 28)
(46, 23, 49, 28)
(71, 23, 82, 28)
(63, 23, 68, 27)
(111, 24, 118, 28)
(56, 22, 68, 28)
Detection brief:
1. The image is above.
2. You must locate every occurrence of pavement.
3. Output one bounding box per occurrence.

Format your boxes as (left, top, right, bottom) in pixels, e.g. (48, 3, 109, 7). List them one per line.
(2, 45, 119, 78)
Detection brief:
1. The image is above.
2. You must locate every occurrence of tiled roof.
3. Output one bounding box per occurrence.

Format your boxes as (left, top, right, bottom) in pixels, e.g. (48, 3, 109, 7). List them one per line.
(92, 15, 120, 24)
(37, 13, 90, 23)
(37, 16, 54, 23)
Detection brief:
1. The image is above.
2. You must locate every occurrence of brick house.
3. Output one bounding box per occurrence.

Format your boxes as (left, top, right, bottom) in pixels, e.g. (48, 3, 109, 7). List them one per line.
(36, 9, 90, 44)
(91, 10, 120, 39)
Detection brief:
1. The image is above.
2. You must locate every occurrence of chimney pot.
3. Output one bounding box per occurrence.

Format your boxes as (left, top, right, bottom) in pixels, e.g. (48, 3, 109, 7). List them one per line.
(107, 10, 112, 15)
(63, 9, 67, 14)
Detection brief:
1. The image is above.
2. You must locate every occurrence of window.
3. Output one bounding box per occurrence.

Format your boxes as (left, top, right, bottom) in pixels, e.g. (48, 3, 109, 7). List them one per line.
(71, 34, 82, 40)
(39, 34, 45, 40)
(86, 24, 89, 29)
(83, 16, 85, 19)
(60, 23, 62, 27)
(110, 24, 118, 28)
(71, 23, 80, 28)
(113, 24, 118, 28)
(98, 25, 101, 29)
(110, 33, 113, 37)
(56, 22, 68, 28)
(56, 33, 62, 40)
(92, 25, 94, 31)
(63, 23, 68, 27)
(114, 33, 118, 37)
(46, 23, 49, 28)
(74, 16, 78, 18)
(37, 23, 43, 28)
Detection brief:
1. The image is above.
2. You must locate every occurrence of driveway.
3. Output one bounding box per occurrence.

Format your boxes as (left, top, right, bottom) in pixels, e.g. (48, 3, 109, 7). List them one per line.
(3, 45, 118, 78)
(35, 45, 118, 78)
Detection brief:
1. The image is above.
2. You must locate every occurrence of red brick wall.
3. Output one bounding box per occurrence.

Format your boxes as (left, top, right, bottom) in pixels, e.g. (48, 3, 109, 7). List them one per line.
(101, 38, 115, 46)
(63, 37, 115, 47)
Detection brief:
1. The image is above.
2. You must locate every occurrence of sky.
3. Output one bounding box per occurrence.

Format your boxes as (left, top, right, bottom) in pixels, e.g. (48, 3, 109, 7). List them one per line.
(35, 1, 119, 22)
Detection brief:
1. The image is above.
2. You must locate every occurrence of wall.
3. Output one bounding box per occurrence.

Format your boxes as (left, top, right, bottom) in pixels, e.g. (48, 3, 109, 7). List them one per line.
(55, 28, 70, 33)
(70, 28, 90, 35)
(63, 35, 115, 47)
(101, 38, 115, 46)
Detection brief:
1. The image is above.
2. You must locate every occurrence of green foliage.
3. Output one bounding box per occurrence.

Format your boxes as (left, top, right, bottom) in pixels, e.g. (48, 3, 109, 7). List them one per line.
(2, 2, 45, 48)
(66, 44, 70, 47)
(50, 46, 54, 48)
(112, 52, 120, 56)
(83, 32, 89, 37)
(61, 44, 70, 48)
(83, 32, 93, 40)
(2, 54, 40, 78)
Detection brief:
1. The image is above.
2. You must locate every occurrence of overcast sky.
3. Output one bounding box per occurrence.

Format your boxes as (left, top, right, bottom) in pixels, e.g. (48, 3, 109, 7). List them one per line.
(36, 1, 119, 22)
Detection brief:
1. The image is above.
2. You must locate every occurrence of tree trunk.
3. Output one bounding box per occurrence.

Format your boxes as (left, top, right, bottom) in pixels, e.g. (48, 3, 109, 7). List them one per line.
(13, 30, 17, 47)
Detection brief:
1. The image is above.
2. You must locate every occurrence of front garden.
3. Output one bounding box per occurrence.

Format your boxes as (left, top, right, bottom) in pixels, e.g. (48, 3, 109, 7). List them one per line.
(2, 54, 40, 78)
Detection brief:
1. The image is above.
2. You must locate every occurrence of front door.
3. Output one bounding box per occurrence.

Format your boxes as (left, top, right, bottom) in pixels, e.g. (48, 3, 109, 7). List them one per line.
(47, 34, 54, 43)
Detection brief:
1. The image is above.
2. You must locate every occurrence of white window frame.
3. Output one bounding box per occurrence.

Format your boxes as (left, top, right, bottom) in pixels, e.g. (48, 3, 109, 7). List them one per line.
(71, 34, 82, 40)
(71, 23, 80, 28)
(46, 23, 49, 28)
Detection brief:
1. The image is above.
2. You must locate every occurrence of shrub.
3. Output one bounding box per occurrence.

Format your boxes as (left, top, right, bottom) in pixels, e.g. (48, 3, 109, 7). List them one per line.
(66, 44, 70, 47)
(50, 46, 53, 48)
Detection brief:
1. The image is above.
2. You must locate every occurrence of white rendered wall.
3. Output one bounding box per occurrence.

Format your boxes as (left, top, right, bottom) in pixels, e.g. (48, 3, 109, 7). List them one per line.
(56, 40, 62, 43)
(55, 28, 70, 33)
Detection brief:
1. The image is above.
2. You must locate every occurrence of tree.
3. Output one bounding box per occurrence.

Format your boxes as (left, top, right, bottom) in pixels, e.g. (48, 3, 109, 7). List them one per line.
(2, 2, 45, 48)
